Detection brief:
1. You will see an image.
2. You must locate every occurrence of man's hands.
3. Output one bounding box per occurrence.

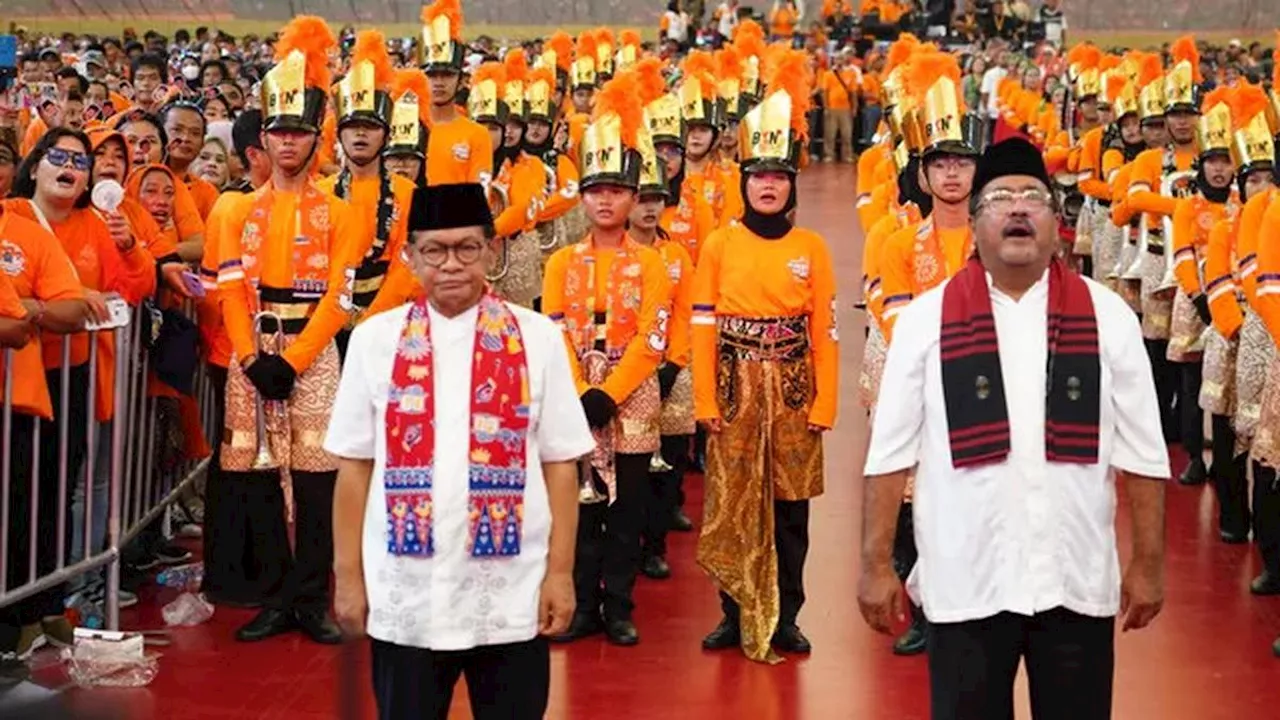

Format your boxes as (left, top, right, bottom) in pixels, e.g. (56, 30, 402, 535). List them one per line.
(1120, 558, 1163, 632)
(537, 572, 575, 636)
(857, 561, 905, 635)
(334, 574, 369, 639)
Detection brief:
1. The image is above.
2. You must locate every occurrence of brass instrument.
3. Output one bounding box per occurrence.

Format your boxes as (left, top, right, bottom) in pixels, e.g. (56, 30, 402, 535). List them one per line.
(536, 162, 561, 251)
(1155, 169, 1198, 293)
(1120, 214, 1148, 281)
(578, 348, 612, 505)
(251, 310, 287, 471)
(483, 177, 512, 282)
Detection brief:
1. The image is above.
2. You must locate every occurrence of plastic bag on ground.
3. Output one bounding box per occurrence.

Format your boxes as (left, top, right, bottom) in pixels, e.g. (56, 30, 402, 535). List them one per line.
(161, 592, 214, 627)
(62, 629, 158, 688)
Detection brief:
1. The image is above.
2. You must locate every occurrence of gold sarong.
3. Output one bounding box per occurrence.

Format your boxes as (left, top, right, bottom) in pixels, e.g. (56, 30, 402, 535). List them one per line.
(1139, 239, 1172, 340)
(1252, 355, 1280, 470)
(859, 317, 887, 410)
(1166, 291, 1205, 363)
(1199, 328, 1237, 417)
(697, 316, 823, 664)
(1233, 311, 1275, 447)
(491, 231, 543, 309)
(658, 367, 695, 437)
(1090, 206, 1122, 287)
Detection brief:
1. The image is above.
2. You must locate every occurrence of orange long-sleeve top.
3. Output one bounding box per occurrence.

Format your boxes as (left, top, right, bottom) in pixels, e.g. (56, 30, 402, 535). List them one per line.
(426, 116, 494, 186)
(862, 211, 903, 326)
(878, 219, 974, 342)
(714, 159, 744, 228)
(661, 182, 717, 266)
(198, 194, 233, 368)
(1110, 162, 1138, 227)
(184, 174, 220, 220)
(1236, 188, 1276, 308)
(0, 208, 85, 419)
(654, 238, 694, 369)
(541, 238, 672, 403)
(1254, 195, 1280, 341)
(213, 187, 362, 373)
(856, 142, 889, 212)
(769, 5, 798, 36)
(690, 224, 839, 428)
(1203, 216, 1244, 340)
(494, 154, 548, 239)
(1171, 194, 1230, 298)
(536, 153, 581, 224)
(1126, 147, 1197, 225)
(859, 172, 896, 240)
(315, 172, 416, 274)
(0, 273, 22, 318)
(1076, 127, 1110, 201)
(686, 161, 729, 228)
(820, 67, 862, 111)
(2, 200, 156, 421)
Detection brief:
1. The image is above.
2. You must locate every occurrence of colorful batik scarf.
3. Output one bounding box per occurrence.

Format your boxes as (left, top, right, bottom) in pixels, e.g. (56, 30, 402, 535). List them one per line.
(383, 293, 531, 558)
(237, 181, 333, 303)
(941, 256, 1101, 469)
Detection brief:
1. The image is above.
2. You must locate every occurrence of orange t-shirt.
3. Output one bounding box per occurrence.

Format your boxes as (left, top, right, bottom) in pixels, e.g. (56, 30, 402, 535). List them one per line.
(691, 225, 839, 428)
(0, 209, 85, 418)
(878, 219, 973, 341)
(660, 182, 717, 266)
(185, 174, 221, 220)
(425, 116, 494, 187)
(494, 154, 548, 239)
(653, 239, 694, 369)
(537, 153, 582, 224)
(1203, 216, 1244, 340)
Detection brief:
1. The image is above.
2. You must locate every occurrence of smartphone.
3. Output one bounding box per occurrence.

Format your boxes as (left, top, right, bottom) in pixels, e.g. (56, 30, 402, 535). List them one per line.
(0, 35, 16, 93)
(180, 270, 206, 298)
(84, 295, 132, 332)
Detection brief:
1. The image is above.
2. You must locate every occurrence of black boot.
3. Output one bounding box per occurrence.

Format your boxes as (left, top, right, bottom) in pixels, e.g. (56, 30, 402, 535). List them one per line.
(892, 603, 927, 656)
(671, 508, 694, 532)
(1218, 453, 1251, 543)
(550, 610, 604, 643)
(702, 616, 740, 650)
(640, 555, 671, 580)
(772, 623, 812, 654)
(1251, 462, 1280, 595)
(604, 618, 639, 646)
(1179, 456, 1207, 486)
(294, 608, 342, 645)
(235, 607, 297, 642)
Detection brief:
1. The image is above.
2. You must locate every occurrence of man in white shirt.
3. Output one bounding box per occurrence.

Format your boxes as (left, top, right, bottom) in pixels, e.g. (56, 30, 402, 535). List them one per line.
(716, 0, 740, 45)
(858, 139, 1170, 720)
(327, 183, 594, 719)
(979, 46, 1012, 143)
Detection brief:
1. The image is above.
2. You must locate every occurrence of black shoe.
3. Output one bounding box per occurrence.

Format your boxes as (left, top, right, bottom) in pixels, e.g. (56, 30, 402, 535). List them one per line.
(671, 509, 694, 532)
(1178, 458, 1208, 486)
(771, 624, 812, 654)
(1219, 528, 1250, 544)
(640, 555, 671, 580)
(892, 621, 927, 656)
(295, 609, 343, 645)
(1250, 571, 1280, 595)
(604, 619, 639, 646)
(549, 611, 604, 643)
(235, 608, 297, 642)
(701, 617, 740, 650)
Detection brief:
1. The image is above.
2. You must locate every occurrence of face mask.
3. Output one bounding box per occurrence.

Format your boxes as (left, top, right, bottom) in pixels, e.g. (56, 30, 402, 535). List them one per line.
(182, 65, 200, 81)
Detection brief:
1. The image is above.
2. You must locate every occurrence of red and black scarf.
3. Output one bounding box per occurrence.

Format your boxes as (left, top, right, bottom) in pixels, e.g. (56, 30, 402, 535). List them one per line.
(941, 257, 1101, 469)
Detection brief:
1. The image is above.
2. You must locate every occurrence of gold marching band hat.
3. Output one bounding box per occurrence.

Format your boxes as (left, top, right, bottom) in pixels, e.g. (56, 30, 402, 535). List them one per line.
(1164, 36, 1201, 115)
(526, 65, 557, 125)
(739, 48, 810, 175)
(1136, 52, 1167, 123)
(261, 16, 335, 135)
(716, 45, 751, 124)
(468, 61, 508, 127)
(1230, 83, 1275, 174)
(907, 51, 973, 158)
(333, 30, 394, 129)
(1104, 70, 1138, 120)
(572, 31, 598, 91)
(637, 125, 668, 199)
(1197, 86, 1232, 159)
(386, 68, 430, 158)
(681, 51, 724, 130)
(579, 69, 644, 190)
(419, 0, 465, 73)
(616, 30, 642, 73)
(541, 31, 575, 94)
(637, 57, 683, 148)
(594, 28, 616, 82)
(1066, 43, 1102, 100)
(503, 49, 530, 123)
(732, 20, 767, 102)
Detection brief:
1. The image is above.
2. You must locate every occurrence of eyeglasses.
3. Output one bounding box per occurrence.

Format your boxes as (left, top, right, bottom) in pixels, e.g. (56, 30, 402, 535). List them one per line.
(44, 147, 92, 172)
(977, 187, 1055, 213)
(416, 242, 485, 268)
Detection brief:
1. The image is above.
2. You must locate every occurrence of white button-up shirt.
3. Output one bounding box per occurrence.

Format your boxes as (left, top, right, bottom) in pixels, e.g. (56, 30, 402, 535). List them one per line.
(864, 272, 1170, 624)
(324, 301, 595, 651)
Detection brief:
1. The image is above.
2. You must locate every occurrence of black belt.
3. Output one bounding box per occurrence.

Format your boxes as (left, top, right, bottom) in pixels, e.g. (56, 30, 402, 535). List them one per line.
(1097, 198, 1111, 208)
(1145, 242, 1164, 256)
(256, 316, 309, 335)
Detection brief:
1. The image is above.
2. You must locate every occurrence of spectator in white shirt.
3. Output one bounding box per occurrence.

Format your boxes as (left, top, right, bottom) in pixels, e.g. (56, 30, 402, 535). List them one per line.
(716, 0, 741, 45)
(858, 139, 1169, 720)
(327, 183, 594, 720)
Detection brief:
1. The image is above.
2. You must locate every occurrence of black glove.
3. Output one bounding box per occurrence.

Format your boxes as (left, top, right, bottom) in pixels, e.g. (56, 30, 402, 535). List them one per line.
(657, 362, 681, 401)
(1192, 294, 1212, 326)
(580, 388, 618, 430)
(245, 354, 298, 401)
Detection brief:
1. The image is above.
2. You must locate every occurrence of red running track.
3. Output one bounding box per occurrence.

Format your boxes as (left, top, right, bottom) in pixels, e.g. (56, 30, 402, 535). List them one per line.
(28, 163, 1280, 718)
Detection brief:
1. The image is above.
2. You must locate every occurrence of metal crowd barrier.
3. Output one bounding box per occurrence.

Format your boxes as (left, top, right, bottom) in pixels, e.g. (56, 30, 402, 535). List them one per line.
(0, 299, 218, 632)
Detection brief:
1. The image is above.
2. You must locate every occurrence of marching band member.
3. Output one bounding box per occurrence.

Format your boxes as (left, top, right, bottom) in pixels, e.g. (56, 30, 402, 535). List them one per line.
(526, 64, 582, 279)
(628, 133, 695, 581)
(1200, 83, 1275, 543)
(694, 50, 837, 662)
(318, 31, 414, 355)
(1091, 67, 1138, 293)
(1108, 54, 1163, 317)
(1123, 39, 1201, 463)
(1249, 142, 1280, 610)
(569, 32, 598, 117)
(327, 183, 593, 719)
(1067, 46, 1110, 279)
(381, 69, 431, 185)
(680, 51, 731, 228)
(420, 0, 493, 186)
(1167, 88, 1235, 492)
(712, 44, 747, 222)
(211, 17, 360, 645)
(542, 70, 672, 647)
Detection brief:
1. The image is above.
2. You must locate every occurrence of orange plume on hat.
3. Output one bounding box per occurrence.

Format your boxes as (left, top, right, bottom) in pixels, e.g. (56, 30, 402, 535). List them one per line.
(594, 69, 644, 149)
(733, 20, 766, 59)
(1202, 85, 1232, 114)
(472, 61, 505, 89)
(716, 44, 743, 81)
(1169, 35, 1202, 82)
(1273, 31, 1279, 88)
(1099, 54, 1121, 73)
(1136, 52, 1164, 88)
(421, 0, 463, 41)
(905, 50, 965, 113)
(1229, 82, 1270, 130)
(528, 66, 556, 92)
(545, 31, 574, 73)
(620, 29, 642, 48)
(391, 67, 432, 125)
(634, 57, 667, 105)
(352, 30, 394, 89)
(575, 31, 598, 64)
(885, 33, 919, 74)
(1104, 73, 1130, 105)
(594, 28, 616, 50)
(503, 47, 530, 84)
(275, 15, 337, 89)
(682, 50, 718, 100)
(765, 49, 812, 139)
(1066, 43, 1101, 71)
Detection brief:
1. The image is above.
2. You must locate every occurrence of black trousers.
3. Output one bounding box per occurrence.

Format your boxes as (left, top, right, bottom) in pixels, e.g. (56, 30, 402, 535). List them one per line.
(1253, 462, 1280, 575)
(370, 637, 549, 720)
(1210, 415, 1250, 535)
(720, 499, 810, 629)
(1144, 339, 1178, 442)
(642, 434, 690, 560)
(1175, 361, 1204, 457)
(574, 453, 648, 621)
(199, 364, 229, 598)
(928, 608, 1115, 720)
(206, 468, 335, 611)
